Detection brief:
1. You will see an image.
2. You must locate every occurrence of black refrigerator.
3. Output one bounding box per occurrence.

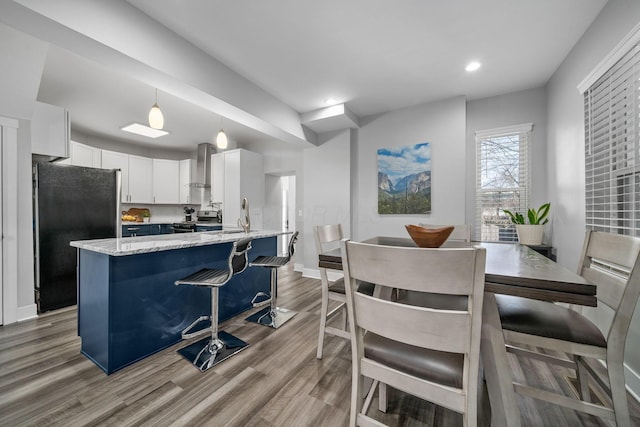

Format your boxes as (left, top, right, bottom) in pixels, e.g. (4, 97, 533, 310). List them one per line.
(34, 162, 121, 312)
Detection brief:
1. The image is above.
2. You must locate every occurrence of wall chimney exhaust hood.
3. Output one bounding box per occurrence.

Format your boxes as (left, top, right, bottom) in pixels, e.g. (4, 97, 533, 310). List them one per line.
(189, 142, 215, 189)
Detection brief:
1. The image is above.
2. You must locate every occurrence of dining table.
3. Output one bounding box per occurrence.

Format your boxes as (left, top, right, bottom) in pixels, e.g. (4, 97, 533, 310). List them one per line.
(318, 236, 596, 427)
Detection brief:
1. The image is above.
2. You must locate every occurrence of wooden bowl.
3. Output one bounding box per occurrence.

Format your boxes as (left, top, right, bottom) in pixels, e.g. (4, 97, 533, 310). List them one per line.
(405, 225, 454, 248)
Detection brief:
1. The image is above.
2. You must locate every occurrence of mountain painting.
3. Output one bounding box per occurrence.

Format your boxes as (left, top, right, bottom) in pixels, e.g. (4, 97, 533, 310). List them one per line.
(378, 142, 431, 214)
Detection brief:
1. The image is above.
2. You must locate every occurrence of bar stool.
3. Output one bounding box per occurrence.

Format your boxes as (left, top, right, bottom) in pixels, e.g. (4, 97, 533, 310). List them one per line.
(174, 237, 253, 371)
(246, 231, 299, 328)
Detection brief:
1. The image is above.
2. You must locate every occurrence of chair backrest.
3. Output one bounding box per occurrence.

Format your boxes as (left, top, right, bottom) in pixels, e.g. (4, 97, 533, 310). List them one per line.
(285, 231, 299, 262)
(577, 230, 640, 346)
(230, 238, 253, 276)
(419, 223, 471, 242)
(314, 224, 344, 256)
(341, 239, 486, 390)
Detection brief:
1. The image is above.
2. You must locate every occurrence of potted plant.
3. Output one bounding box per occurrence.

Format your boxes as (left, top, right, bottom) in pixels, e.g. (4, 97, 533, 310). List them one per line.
(141, 210, 151, 223)
(503, 203, 550, 245)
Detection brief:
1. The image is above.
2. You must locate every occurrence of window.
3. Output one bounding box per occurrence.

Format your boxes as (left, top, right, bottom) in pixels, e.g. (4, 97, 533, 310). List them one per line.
(475, 123, 532, 242)
(583, 44, 640, 236)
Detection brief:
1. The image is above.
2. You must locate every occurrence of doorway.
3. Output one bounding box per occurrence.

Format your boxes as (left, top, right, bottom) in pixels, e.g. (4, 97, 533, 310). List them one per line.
(264, 174, 296, 256)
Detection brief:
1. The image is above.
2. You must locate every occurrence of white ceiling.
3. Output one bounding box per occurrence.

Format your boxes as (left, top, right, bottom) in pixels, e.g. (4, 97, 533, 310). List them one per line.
(34, 0, 607, 154)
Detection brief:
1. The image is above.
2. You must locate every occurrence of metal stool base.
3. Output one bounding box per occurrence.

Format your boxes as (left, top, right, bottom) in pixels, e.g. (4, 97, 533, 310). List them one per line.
(177, 331, 249, 371)
(246, 306, 297, 329)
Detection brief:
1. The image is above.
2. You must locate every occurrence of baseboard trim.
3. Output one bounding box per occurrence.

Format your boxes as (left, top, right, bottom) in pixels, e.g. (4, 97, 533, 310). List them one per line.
(16, 304, 38, 322)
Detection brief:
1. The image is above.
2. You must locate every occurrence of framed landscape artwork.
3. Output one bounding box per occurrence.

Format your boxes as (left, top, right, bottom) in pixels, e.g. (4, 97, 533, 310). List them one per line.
(378, 142, 431, 214)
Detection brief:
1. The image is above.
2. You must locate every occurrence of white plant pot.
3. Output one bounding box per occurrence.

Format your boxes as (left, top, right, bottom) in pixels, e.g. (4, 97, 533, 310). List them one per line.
(515, 224, 544, 245)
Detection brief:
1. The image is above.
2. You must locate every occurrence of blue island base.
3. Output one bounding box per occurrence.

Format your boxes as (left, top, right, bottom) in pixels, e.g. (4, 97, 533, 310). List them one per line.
(78, 236, 274, 374)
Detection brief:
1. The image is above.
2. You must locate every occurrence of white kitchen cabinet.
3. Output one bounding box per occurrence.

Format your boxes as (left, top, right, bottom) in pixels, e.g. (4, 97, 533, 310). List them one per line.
(31, 101, 69, 160)
(65, 141, 101, 168)
(101, 149, 129, 203)
(128, 155, 153, 203)
(211, 153, 224, 204)
(212, 149, 264, 229)
(179, 159, 201, 204)
(101, 150, 153, 203)
(152, 158, 180, 204)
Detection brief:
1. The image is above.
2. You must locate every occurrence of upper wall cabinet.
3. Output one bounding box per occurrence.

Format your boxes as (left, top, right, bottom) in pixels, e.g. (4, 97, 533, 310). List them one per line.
(57, 141, 102, 168)
(101, 149, 129, 203)
(71, 145, 195, 205)
(152, 158, 180, 204)
(128, 155, 154, 204)
(102, 150, 153, 204)
(31, 101, 69, 160)
(71, 141, 102, 168)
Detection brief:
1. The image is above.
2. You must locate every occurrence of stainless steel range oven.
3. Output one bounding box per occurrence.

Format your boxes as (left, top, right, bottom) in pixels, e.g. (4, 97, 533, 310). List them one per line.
(197, 209, 222, 223)
(172, 222, 196, 233)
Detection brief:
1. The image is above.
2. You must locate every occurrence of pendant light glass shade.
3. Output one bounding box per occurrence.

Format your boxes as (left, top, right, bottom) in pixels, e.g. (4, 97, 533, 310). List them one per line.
(148, 89, 164, 130)
(216, 116, 228, 149)
(216, 129, 228, 149)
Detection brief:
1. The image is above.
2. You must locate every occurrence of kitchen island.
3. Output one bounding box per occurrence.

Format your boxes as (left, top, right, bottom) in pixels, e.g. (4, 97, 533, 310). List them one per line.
(71, 229, 285, 374)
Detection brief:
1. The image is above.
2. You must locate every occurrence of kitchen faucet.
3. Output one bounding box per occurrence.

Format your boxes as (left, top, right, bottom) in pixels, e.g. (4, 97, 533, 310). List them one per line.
(238, 197, 250, 233)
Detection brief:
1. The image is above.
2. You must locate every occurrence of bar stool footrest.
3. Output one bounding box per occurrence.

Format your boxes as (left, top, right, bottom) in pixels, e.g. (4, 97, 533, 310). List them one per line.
(177, 331, 249, 372)
(181, 315, 211, 339)
(250, 292, 272, 308)
(246, 306, 297, 329)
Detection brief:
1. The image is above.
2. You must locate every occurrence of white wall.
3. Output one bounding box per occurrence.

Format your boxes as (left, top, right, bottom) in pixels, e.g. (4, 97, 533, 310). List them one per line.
(0, 24, 46, 323)
(302, 130, 352, 272)
(355, 96, 467, 241)
(466, 87, 548, 241)
(546, 0, 640, 397)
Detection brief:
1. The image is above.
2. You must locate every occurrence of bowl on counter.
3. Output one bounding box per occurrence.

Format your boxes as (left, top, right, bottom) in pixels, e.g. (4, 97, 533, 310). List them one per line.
(405, 224, 454, 248)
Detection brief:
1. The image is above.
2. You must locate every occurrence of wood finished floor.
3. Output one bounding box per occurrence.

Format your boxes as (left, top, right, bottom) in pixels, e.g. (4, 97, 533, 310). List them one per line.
(1, 264, 640, 426)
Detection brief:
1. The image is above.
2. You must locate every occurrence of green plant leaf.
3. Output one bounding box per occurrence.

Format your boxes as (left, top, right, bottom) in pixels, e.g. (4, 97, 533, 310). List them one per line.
(503, 209, 525, 224)
(536, 203, 550, 224)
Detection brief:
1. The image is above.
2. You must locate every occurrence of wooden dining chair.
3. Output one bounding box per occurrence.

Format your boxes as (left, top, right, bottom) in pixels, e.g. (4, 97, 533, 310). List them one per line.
(340, 239, 486, 426)
(313, 224, 350, 359)
(418, 223, 471, 242)
(495, 230, 640, 426)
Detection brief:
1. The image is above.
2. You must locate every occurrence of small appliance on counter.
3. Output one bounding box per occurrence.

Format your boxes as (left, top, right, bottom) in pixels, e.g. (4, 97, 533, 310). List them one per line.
(184, 206, 195, 222)
(197, 208, 222, 223)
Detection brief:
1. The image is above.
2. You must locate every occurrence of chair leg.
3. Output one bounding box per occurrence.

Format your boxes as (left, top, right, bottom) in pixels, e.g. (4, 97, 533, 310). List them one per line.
(317, 282, 330, 359)
(340, 303, 347, 331)
(350, 364, 364, 427)
(608, 361, 631, 427)
(575, 356, 591, 402)
(378, 382, 388, 412)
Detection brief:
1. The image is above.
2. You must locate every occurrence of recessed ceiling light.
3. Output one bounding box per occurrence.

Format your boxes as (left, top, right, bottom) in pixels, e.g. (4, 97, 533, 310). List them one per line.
(324, 97, 339, 105)
(121, 123, 169, 138)
(465, 61, 481, 72)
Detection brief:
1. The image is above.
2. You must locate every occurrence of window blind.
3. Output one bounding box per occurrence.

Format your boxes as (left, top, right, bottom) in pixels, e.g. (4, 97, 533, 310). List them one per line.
(584, 44, 640, 237)
(475, 124, 532, 242)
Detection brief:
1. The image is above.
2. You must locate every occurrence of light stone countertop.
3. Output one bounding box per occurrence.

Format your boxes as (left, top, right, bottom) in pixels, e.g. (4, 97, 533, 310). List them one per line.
(121, 221, 222, 226)
(70, 229, 286, 257)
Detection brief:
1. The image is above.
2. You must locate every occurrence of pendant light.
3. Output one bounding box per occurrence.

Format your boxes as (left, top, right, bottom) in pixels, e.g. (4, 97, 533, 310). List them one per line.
(216, 117, 228, 149)
(148, 88, 164, 130)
